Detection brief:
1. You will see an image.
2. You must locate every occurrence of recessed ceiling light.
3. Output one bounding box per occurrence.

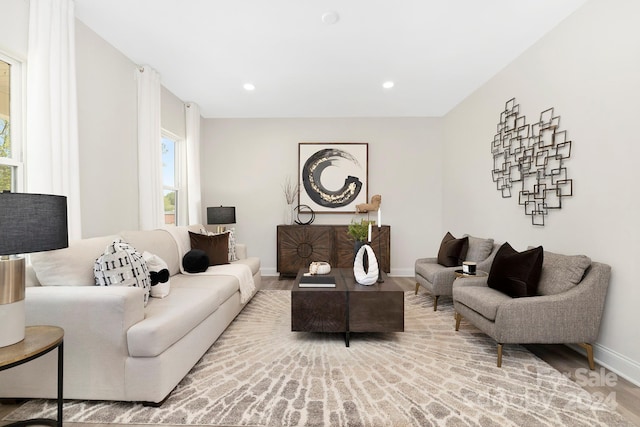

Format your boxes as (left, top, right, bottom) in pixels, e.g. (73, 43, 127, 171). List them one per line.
(243, 83, 255, 91)
(382, 81, 395, 89)
(321, 11, 339, 25)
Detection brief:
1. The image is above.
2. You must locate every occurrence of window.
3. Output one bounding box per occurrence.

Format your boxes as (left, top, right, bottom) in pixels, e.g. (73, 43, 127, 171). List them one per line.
(0, 54, 23, 192)
(161, 132, 184, 225)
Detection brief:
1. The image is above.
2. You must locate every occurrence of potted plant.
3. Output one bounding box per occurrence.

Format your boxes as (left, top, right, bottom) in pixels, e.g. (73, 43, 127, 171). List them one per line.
(347, 219, 371, 242)
(348, 219, 374, 269)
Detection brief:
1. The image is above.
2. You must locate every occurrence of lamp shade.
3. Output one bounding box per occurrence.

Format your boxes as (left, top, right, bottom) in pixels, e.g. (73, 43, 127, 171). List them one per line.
(207, 206, 236, 225)
(0, 192, 69, 255)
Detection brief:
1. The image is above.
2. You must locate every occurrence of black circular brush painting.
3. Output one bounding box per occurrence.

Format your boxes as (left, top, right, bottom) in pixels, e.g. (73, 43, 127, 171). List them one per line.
(302, 148, 363, 208)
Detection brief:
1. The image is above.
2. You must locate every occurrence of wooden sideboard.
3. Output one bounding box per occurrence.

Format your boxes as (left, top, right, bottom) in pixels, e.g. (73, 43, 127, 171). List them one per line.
(277, 225, 391, 277)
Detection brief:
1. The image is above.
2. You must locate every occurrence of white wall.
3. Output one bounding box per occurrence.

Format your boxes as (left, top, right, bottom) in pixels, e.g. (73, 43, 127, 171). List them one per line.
(443, 0, 640, 385)
(0, 0, 29, 58)
(200, 117, 443, 276)
(75, 20, 139, 237)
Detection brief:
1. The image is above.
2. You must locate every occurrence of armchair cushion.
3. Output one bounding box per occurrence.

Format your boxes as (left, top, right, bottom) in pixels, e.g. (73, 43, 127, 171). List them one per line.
(437, 232, 469, 267)
(488, 243, 544, 298)
(537, 251, 591, 295)
(454, 285, 512, 321)
(463, 235, 495, 262)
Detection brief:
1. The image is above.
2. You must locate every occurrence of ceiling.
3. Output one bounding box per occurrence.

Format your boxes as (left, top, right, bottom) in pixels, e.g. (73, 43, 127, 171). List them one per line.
(73, 0, 588, 119)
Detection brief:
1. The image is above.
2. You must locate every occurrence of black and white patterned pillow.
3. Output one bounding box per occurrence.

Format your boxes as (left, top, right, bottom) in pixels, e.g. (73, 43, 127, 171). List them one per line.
(94, 239, 151, 305)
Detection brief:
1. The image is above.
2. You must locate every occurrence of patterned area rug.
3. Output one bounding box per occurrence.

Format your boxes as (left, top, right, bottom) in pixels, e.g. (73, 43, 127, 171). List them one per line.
(5, 290, 631, 426)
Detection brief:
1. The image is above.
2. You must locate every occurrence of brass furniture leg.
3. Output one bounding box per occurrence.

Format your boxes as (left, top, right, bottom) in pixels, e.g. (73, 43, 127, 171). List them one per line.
(414, 282, 420, 295)
(433, 295, 439, 311)
(497, 343, 503, 367)
(454, 312, 461, 331)
(580, 343, 595, 370)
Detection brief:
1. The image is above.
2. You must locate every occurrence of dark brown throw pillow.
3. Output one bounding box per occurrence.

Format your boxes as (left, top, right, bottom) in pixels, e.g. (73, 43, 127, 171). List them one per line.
(189, 232, 230, 266)
(488, 243, 544, 298)
(437, 232, 469, 267)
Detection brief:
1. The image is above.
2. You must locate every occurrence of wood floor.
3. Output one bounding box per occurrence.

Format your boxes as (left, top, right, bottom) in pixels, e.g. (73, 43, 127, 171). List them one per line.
(1, 275, 638, 426)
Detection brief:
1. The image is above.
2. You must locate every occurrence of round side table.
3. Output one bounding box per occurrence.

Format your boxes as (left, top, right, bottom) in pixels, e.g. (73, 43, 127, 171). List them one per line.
(0, 325, 64, 427)
(454, 269, 488, 279)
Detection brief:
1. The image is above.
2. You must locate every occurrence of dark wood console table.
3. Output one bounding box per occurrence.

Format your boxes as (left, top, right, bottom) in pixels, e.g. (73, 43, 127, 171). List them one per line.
(277, 224, 390, 277)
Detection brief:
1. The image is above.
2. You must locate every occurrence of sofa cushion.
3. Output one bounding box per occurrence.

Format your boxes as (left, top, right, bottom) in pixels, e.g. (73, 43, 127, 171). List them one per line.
(537, 251, 592, 296)
(189, 231, 229, 266)
(233, 256, 261, 277)
(30, 234, 120, 286)
(200, 227, 238, 262)
(127, 274, 238, 357)
(94, 239, 152, 305)
(454, 286, 512, 321)
(464, 235, 495, 262)
(488, 243, 544, 298)
(415, 260, 457, 287)
(437, 232, 469, 267)
(119, 229, 180, 277)
(183, 249, 210, 273)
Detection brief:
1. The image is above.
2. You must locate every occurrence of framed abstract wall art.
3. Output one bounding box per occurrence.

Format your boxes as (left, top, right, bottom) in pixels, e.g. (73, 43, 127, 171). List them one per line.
(298, 142, 368, 214)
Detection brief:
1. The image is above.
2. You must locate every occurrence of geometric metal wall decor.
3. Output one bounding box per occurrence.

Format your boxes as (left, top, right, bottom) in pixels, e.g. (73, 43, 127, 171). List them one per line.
(491, 98, 573, 226)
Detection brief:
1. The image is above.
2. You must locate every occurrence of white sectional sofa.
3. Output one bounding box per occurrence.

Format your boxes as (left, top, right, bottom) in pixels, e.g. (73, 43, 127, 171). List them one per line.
(0, 225, 261, 405)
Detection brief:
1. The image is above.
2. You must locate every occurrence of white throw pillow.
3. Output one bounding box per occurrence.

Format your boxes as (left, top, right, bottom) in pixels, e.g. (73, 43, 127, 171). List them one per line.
(143, 251, 171, 298)
(94, 239, 151, 305)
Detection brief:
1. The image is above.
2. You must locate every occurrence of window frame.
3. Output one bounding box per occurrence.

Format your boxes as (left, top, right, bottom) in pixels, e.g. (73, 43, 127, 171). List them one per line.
(0, 51, 24, 192)
(161, 130, 186, 226)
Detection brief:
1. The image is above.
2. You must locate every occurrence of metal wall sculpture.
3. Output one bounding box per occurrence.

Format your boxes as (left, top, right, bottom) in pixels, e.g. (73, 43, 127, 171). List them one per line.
(491, 98, 573, 226)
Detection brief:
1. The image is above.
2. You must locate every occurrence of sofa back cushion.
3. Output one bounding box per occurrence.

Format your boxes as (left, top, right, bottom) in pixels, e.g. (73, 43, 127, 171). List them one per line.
(537, 251, 592, 296)
(31, 235, 120, 286)
(119, 229, 180, 276)
(464, 235, 495, 262)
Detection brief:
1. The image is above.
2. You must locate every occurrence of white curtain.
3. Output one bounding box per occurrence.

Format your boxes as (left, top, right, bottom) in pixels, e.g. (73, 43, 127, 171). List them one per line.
(135, 65, 163, 230)
(26, 0, 82, 239)
(185, 102, 202, 225)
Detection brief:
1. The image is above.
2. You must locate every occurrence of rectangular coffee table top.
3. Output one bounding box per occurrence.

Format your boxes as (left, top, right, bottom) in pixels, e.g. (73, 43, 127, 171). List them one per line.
(292, 268, 402, 293)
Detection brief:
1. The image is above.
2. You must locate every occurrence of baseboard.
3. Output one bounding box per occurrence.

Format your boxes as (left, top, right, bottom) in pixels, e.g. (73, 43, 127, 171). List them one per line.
(261, 268, 278, 277)
(389, 268, 414, 277)
(568, 343, 640, 387)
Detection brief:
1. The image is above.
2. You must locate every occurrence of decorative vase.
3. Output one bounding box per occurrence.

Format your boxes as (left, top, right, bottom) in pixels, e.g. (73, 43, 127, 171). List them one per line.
(284, 203, 294, 225)
(354, 240, 368, 271)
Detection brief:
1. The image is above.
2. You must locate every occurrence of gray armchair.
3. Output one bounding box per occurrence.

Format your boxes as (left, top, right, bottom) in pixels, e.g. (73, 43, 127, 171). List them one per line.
(453, 250, 611, 369)
(415, 236, 499, 311)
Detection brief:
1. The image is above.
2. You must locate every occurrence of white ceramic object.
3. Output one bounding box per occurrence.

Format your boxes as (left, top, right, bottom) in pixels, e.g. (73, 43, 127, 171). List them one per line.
(353, 244, 379, 286)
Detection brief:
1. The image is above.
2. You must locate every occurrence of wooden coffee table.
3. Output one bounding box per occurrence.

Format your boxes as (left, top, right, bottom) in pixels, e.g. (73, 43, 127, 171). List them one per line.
(291, 268, 404, 346)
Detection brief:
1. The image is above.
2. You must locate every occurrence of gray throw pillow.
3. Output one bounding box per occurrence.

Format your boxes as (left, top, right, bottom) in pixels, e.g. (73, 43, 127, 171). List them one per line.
(464, 235, 495, 262)
(537, 251, 591, 295)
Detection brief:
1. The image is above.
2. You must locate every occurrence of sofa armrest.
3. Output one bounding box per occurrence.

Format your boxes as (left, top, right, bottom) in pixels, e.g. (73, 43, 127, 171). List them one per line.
(25, 286, 145, 349)
(236, 243, 247, 260)
(453, 275, 489, 289)
(494, 262, 611, 343)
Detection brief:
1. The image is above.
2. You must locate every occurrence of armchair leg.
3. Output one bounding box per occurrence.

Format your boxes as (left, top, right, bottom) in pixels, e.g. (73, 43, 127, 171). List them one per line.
(415, 282, 420, 295)
(497, 344, 503, 367)
(433, 295, 439, 311)
(454, 312, 461, 331)
(579, 343, 596, 370)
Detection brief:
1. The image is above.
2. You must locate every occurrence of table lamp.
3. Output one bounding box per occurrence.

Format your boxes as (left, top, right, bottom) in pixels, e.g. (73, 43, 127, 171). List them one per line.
(0, 192, 68, 347)
(207, 206, 236, 233)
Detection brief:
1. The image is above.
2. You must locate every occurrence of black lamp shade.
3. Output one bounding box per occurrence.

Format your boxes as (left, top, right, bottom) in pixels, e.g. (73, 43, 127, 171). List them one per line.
(207, 206, 236, 225)
(0, 193, 69, 255)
